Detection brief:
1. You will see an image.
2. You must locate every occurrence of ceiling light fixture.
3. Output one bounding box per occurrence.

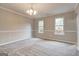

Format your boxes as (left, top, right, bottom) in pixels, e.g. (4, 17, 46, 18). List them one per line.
(26, 4, 37, 15)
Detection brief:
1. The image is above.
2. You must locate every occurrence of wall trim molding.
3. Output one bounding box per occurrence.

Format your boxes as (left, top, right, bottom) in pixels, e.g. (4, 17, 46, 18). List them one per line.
(0, 38, 30, 46)
(0, 6, 32, 20)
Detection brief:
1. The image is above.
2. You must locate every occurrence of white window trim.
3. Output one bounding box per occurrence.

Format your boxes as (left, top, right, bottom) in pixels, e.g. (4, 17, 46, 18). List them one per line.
(54, 17, 64, 35)
(38, 20, 44, 33)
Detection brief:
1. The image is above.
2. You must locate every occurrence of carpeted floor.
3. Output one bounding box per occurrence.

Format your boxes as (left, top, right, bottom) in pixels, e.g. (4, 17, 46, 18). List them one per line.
(0, 38, 77, 56)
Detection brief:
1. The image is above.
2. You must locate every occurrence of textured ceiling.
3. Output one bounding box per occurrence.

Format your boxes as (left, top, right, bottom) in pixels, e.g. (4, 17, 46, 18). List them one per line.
(0, 3, 77, 18)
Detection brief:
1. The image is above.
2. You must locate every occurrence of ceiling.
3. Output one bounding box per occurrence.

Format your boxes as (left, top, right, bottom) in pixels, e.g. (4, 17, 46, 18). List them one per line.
(0, 3, 78, 18)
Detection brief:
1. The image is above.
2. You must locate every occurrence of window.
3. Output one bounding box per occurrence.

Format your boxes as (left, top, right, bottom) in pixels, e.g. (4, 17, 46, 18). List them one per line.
(38, 20, 44, 33)
(55, 17, 64, 35)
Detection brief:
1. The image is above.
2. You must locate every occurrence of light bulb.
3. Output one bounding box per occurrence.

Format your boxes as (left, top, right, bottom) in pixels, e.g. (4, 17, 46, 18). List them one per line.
(29, 9, 33, 15)
(33, 10, 37, 15)
(26, 9, 37, 15)
(26, 10, 29, 14)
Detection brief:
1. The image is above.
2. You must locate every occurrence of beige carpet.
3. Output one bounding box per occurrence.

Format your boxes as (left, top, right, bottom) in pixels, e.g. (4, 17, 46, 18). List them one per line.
(6, 38, 77, 56)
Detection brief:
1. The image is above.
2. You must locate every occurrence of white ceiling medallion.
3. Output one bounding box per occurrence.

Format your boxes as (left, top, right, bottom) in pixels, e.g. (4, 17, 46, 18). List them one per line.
(26, 4, 37, 15)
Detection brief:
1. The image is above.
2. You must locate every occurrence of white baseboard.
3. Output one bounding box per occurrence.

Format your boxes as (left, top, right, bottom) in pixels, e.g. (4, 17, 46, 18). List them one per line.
(39, 37, 76, 44)
(0, 38, 29, 46)
(55, 39, 76, 44)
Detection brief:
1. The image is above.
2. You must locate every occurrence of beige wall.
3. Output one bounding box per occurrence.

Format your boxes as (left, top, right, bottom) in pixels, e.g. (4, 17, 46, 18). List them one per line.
(0, 8, 32, 44)
(33, 11, 77, 44)
(76, 4, 79, 50)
